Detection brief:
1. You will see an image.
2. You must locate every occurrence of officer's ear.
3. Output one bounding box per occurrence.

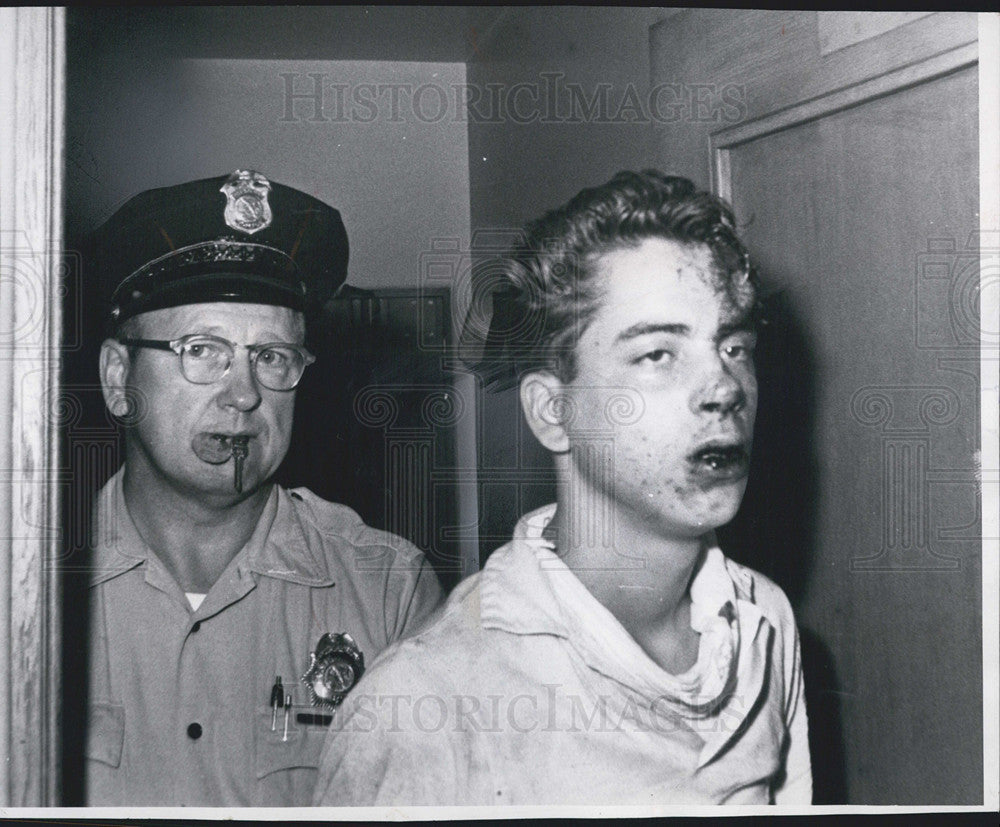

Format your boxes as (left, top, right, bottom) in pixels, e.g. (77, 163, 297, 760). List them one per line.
(519, 370, 571, 454)
(100, 338, 133, 418)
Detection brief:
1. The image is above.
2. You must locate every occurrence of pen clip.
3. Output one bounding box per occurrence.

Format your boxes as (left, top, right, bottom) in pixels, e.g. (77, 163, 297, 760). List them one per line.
(270, 676, 284, 707)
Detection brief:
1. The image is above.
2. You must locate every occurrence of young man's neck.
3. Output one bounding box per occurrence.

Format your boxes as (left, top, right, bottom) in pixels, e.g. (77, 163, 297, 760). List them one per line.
(121, 460, 272, 594)
(549, 473, 707, 673)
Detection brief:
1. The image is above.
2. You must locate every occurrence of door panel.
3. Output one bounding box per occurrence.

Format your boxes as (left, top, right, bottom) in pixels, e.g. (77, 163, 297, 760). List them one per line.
(727, 65, 980, 805)
(653, 10, 982, 804)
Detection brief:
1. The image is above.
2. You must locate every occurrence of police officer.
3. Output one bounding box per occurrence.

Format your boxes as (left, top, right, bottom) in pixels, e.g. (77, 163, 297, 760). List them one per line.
(85, 170, 443, 805)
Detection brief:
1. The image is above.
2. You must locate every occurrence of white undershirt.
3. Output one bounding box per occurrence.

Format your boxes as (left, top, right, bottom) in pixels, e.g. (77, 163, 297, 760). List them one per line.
(185, 592, 206, 611)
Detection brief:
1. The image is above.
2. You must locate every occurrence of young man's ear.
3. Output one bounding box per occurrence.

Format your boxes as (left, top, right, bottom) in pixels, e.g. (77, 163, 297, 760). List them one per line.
(100, 338, 133, 418)
(519, 370, 571, 453)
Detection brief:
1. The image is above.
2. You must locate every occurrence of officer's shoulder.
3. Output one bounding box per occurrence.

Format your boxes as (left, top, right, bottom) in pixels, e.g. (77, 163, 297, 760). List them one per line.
(283, 486, 424, 561)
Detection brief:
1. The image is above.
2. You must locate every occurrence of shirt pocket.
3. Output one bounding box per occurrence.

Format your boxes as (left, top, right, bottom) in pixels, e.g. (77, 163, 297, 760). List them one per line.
(254, 706, 330, 780)
(86, 702, 125, 768)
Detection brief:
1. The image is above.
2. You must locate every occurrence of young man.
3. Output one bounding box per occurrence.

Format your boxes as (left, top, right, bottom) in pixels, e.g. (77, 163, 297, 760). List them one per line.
(84, 171, 443, 805)
(312, 170, 811, 806)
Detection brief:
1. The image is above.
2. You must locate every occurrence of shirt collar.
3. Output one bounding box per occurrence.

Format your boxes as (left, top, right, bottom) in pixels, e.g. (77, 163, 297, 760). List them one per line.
(89, 468, 335, 588)
(479, 504, 760, 715)
(246, 487, 336, 586)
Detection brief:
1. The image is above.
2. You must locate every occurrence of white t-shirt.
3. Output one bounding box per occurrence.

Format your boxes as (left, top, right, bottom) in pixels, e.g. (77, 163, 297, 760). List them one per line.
(185, 593, 206, 611)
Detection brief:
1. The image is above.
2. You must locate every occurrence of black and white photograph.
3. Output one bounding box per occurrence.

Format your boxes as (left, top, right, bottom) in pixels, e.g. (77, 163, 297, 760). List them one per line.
(0, 5, 996, 818)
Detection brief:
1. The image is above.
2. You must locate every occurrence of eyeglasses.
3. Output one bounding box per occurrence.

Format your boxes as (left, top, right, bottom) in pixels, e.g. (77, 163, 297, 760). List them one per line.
(118, 334, 316, 391)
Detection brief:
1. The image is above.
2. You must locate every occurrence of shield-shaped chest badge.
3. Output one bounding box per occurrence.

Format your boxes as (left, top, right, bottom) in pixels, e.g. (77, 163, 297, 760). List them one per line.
(302, 632, 365, 708)
(220, 169, 273, 235)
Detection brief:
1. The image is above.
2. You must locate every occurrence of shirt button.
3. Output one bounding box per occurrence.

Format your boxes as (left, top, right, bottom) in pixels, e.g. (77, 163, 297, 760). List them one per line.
(191, 621, 201, 633)
(187, 722, 203, 740)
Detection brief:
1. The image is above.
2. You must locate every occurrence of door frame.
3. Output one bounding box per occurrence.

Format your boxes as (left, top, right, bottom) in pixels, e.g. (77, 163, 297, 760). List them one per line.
(710, 41, 979, 200)
(0, 6, 65, 807)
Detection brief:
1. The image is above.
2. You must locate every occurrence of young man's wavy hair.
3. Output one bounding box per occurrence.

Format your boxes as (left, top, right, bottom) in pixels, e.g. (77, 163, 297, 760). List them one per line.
(471, 170, 758, 386)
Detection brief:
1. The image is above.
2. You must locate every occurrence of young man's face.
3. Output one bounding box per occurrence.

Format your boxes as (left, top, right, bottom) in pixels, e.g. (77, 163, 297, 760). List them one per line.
(102, 302, 303, 503)
(562, 236, 758, 540)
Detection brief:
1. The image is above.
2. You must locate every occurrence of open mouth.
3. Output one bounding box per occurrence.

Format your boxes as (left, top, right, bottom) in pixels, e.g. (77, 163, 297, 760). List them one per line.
(688, 442, 749, 478)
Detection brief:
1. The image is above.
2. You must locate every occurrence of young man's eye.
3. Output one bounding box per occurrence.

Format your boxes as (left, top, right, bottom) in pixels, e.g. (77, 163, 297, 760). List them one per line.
(637, 349, 673, 365)
(722, 340, 756, 361)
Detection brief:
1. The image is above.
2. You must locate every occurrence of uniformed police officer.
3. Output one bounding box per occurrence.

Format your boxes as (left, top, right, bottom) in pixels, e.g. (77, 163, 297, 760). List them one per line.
(86, 170, 443, 805)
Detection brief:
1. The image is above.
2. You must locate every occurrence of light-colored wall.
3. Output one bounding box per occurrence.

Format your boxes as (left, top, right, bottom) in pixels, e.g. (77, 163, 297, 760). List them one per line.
(66, 58, 471, 292)
(467, 7, 668, 232)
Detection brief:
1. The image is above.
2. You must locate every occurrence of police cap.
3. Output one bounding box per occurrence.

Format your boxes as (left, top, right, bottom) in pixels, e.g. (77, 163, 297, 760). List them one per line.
(93, 170, 349, 328)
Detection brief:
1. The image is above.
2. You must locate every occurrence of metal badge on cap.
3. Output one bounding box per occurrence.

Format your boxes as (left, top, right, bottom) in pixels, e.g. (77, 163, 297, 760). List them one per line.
(302, 632, 365, 708)
(220, 169, 273, 235)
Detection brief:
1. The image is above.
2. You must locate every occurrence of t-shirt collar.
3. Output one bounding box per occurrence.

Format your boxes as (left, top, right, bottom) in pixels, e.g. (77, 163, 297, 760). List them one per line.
(479, 503, 751, 717)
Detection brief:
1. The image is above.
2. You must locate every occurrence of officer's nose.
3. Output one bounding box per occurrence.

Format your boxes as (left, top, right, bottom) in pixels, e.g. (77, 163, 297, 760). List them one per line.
(217, 350, 262, 412)
(691, 357, 746, 416)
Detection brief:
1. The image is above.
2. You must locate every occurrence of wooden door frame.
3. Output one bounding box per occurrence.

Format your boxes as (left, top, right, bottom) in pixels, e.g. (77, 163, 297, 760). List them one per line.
(710, 41, 979, 200)
(0, 6, 64, 807)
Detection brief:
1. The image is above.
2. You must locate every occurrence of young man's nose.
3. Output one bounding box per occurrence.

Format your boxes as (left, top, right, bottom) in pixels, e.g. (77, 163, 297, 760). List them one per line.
(217, 351, 262, 412)
(691, 358, 746, 416)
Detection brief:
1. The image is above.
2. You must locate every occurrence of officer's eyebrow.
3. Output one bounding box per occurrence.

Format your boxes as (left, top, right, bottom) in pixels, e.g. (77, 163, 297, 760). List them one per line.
(614, 322, 690, 343)
(182, 326, 297, 343)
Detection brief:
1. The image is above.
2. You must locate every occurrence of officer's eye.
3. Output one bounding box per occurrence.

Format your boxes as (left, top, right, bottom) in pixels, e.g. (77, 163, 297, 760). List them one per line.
(257, 348, 290, 366)
(184, 340, 226, 360)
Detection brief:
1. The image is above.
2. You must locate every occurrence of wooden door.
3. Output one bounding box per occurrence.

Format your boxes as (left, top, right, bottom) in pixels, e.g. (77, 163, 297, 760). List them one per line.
(652, 10, 982, 804)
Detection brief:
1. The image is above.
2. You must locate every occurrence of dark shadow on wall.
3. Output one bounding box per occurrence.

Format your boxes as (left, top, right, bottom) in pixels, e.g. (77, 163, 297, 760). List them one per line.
(476, 383, 557, 566)
(799, 627, 847, 803)
(718, 288, 846, 802)
(58, 247, 110, 805)
(277, 286, 464, 593)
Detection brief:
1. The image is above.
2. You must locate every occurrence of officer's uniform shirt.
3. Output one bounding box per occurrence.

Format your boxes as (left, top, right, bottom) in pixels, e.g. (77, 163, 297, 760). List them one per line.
(86, 467, 444, 805)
